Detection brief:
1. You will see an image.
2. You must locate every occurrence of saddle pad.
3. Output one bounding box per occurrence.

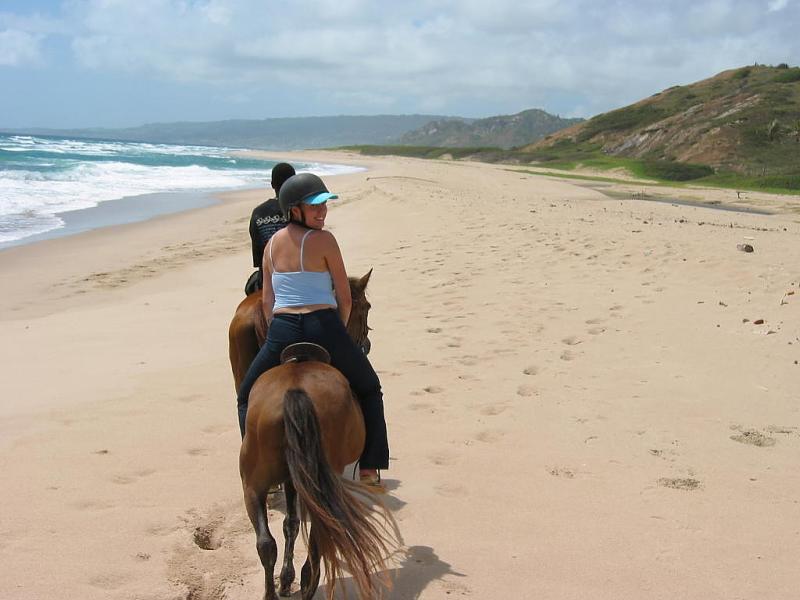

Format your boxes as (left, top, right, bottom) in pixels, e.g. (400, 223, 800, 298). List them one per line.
(280, 342, 331, 365)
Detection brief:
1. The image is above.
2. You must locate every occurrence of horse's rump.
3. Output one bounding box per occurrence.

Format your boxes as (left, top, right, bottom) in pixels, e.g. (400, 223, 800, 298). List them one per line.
(241, 362, 363, 472)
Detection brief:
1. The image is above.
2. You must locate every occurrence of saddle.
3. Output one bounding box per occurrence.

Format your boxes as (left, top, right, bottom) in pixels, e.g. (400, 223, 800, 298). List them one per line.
(280, 342, 331, 365)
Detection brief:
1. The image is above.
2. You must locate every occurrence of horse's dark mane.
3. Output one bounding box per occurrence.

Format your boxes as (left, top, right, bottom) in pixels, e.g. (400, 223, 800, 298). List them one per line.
(346, 275, 370, 349)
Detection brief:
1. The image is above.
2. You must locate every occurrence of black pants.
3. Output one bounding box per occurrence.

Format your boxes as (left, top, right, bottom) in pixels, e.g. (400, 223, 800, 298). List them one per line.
(236, 309, 389, 470)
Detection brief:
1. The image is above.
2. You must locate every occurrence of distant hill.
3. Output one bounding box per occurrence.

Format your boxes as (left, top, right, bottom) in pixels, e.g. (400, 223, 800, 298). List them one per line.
(400, 109, 583, 149)
(4, 115, 450, 150)
(526, 65, 800, 178)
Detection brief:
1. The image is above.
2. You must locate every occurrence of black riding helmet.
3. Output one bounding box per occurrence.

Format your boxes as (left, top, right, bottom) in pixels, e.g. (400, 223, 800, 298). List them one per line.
(278, 173, 338, 225)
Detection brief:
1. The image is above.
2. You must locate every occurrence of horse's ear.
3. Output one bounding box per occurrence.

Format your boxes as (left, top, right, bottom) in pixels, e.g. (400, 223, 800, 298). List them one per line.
(358, 268, 373, 291)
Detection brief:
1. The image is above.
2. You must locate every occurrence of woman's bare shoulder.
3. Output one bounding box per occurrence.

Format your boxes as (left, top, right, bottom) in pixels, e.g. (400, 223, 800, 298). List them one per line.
(311, 229, 339, 247)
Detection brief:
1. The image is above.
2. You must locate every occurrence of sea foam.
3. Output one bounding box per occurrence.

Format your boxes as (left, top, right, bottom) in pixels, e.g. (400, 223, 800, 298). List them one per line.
(0, 135, 364, 245)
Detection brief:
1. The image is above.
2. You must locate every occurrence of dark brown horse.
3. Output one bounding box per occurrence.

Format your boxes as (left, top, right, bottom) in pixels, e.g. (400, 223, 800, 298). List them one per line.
(228, 269, 373, 392)
(240, 346, 400, 599)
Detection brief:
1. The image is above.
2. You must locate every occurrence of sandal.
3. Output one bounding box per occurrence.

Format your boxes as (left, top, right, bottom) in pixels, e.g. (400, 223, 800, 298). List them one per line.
(359, 470, 385, 492)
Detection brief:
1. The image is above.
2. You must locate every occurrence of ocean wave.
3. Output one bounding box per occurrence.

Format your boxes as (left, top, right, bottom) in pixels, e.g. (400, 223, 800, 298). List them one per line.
(0, 134, 366, 245)
(0, 161, 265, 218)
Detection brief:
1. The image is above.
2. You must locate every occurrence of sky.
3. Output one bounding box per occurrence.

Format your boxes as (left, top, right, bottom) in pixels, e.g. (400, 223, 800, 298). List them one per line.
(1, 0, 798, 129)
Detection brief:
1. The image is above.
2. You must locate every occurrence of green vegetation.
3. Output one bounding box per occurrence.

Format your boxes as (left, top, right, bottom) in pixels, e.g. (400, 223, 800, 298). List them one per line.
(337, 144, 543, 163)
(639, 160, 714, 181)
(703, 171, 800, 192)
(342, 143, 800, 195)
(577, 105, 666, 141)
(774, 68, 800, 83)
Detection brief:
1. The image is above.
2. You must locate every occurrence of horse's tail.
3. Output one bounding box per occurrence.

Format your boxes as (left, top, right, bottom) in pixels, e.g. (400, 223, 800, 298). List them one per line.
(283, 388, 399, 599)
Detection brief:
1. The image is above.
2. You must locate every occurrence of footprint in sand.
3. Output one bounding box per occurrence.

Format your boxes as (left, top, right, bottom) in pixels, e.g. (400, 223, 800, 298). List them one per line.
(403, 359, 429, 367)
(562, 335, 582, 346)
(167, 503, 250, 600)
(587, 326, 606, 335)
(193, 520, 224, 550)
(426, 327, 442, 334)
(547, 467, 575, 479)
(439, 581, 473, 596)
(585, 317, 604, 325)
(71, 499, 116, 511)
(516, 384, 537, 397)
(766, 425, 797, 436)
(657, 477, 702, 491)
(475, 429, 504, 443)
(187, 447, 211, 456)
(428, 451, 456, 466)
(201, 424, 229, 435)
(560, 349, 577, 361)
(730, 429, 776, 447)
(423, 385, 444, 394)
(88, 573, 130, 591)
(480, 404, 509, 416)
(434, 483, 467, 498)
(523, 365, 539, 376)
(408, 400, 435, 411)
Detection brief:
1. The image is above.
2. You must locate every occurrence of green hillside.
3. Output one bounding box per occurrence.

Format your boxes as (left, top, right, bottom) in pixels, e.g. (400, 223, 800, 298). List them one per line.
(400, 109, 582, 149)
(525, 64, 800, 190)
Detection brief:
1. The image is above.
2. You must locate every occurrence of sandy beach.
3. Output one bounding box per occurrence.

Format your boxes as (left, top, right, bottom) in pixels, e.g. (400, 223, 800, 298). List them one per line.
(1, 151, 798, 599)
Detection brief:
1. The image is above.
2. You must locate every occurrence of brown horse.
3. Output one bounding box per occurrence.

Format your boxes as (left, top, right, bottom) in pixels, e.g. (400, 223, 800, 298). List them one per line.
(228, 269, 373, 392)
(240, 345, 400, 600)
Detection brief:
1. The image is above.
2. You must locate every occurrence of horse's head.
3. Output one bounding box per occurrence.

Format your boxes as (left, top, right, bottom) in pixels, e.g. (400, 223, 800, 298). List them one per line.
(347, 268, 373, 355)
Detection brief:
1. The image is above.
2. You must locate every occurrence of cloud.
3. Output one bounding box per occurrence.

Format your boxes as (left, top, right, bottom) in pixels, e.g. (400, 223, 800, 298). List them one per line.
(41, 0, 800, 116)
(0, 29, 44, 66)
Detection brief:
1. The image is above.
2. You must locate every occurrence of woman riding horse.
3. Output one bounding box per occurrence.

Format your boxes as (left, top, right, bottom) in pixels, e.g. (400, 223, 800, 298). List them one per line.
(235, 172, 389, 485)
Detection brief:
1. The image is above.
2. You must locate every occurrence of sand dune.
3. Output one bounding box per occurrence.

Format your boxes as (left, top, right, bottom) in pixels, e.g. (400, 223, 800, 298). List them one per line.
(0, 152, 798, 599)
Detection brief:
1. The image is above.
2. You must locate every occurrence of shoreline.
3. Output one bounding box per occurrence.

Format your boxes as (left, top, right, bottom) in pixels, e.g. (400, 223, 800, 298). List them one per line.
(0, 153, 369, 253)
(0, 190, 220, 252)
(1, 150, 798, 599)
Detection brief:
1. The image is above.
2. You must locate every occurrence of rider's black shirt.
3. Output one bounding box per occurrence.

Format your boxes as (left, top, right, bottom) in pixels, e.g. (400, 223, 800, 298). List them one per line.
(249, 197, 288, 269)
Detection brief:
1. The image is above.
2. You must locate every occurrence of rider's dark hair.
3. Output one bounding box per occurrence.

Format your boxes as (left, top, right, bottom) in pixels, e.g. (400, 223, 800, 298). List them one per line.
(271, 163, 296, 193)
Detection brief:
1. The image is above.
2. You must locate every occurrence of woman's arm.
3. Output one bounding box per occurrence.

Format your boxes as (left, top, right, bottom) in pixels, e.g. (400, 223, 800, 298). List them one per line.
(261, 239, 276, 323)
(322, 232, 352, 325)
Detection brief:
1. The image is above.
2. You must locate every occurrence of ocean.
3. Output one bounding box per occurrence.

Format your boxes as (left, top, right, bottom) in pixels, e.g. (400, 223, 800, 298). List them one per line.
(0, 134, 362, 249)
